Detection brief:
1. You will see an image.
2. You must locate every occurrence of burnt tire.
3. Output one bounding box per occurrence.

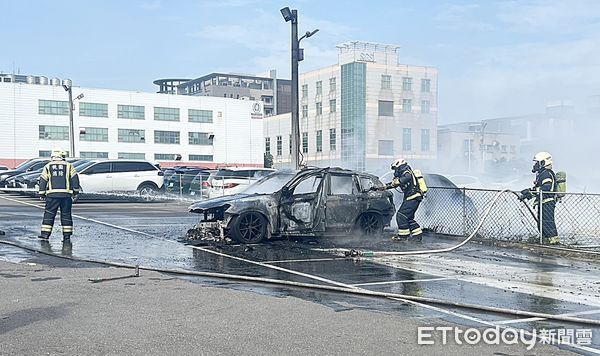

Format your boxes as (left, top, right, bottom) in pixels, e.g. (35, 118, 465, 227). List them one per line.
(231, 212, 268, 244)
(356, 212, 383, 236)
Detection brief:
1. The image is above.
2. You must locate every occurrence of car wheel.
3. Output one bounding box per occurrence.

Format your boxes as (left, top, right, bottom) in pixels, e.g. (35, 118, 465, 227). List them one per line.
(137, 183, 158, 202)
(231, 212, 268, 244)
(356, 212, 383, 236)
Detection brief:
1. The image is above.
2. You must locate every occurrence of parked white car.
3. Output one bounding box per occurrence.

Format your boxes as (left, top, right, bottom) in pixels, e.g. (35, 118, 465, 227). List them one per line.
(77, 160, 164, 199)
(207, 167, 275, 199)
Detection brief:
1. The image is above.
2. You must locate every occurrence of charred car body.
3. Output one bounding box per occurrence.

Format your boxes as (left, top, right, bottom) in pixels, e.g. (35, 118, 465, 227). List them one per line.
(188, 167, 395, 243)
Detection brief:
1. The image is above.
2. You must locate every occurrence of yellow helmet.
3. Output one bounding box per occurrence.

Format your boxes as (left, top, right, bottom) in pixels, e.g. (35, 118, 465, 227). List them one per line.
(391, 158, 407, 170)
(51, 148, 67, 159)
(532, 151, 552, 172)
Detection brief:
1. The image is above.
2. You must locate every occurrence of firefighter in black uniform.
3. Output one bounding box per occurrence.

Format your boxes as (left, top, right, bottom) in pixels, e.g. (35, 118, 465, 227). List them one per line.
(38, 149, 80, 241)
(520, 151, 559, 245)
(376, 158, 423, 241)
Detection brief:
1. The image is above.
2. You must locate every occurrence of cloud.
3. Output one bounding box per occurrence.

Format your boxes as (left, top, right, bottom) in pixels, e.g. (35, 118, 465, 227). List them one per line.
(434, 3, 494, 31)
(141, 0, 161, 11)
(497, 0, 600, 33)
(187, 9, 352, 77)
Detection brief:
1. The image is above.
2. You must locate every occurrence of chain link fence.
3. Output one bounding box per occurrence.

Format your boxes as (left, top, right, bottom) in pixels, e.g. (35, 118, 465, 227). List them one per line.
(416, 187, 600, 252)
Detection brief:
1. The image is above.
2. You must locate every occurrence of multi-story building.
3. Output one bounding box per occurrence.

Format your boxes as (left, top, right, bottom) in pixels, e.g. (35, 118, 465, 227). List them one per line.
(264, 41, 438, 173)
(437, 122, 521, 174)
(154, 70, 291, 117)
(0, 75, 264, 169)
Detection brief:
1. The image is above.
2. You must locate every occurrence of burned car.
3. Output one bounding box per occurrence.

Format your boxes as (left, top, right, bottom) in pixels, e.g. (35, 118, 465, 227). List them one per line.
(188, 167, 395, 243)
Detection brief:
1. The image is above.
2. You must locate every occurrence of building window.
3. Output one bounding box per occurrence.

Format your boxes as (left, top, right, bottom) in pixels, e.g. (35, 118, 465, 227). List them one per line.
(154, 153, 178, 160)
(118, 152, 145, 159)
(316, 130, 323, 152)
(302, 105, 308, 118)
(154, 130, 180, 144)
(421, 78, 431, 92)
(188, 109, 213, 123)
(80, 152, 108, 159)
(118, 129, 145, 143)
(189, 132, 213, 146)
(330, 99, 336, 113)
(80, 127, 108, 142)
(39, 150, 51, 157)
(316, 102, 322, 116)
(329, 77, 336, 92)
(381, 75, 391, 89)
(329, 128, 336, 151)
(302, 132, 308, 153)
(403, 128, 412, 151)
(403, 99, 412, 113)
(378, 140, 394, 156)
(276, 135, 282, 156)
(316, 81, 322, 95)
(118, 105, 144, 120)
(80, 102, 108, 118)
(39, 125, 69, 140)
(421, 100, 430, 114)
(378, 100, 394, 116)
(265, 137, 271, 153)
(189, 154, 214, 162)
(421, 129, 430, 152)
(154, 107, 180, 121)
(402, 77, 412, 91)
(39, 100, 69, 116)
(301, 84, 308, 98)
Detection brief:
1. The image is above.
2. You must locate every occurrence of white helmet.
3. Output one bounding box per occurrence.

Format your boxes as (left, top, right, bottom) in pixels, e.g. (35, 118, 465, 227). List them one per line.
(391, 158, 407, 170)
(51, 148, 67, 159)
(532, 151, 552, 172)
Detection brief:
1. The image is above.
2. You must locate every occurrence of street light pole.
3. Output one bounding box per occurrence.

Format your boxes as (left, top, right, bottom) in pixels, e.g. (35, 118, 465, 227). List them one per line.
(290, 9, 300, 170)
(281, 7, 318, 170)
(66, 86, 75, 157)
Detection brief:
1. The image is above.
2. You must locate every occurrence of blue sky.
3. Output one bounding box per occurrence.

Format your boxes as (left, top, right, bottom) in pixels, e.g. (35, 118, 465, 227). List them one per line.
(2, 0, 599, 123)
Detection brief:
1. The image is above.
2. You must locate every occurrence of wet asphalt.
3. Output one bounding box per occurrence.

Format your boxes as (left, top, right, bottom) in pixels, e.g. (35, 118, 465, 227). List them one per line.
(1, 191, 599, 353)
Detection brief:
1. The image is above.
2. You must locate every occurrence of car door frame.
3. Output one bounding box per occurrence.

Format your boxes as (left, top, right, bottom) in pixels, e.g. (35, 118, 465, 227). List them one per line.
(78, 162, 113, 193)
(278, 171, 326, 235)
(323, 173, 365, 231)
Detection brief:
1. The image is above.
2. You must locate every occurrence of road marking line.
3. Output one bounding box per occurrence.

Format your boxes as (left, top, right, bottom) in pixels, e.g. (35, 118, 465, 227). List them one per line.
(352, 277, 453, 287)
(495, 308, 600, 325)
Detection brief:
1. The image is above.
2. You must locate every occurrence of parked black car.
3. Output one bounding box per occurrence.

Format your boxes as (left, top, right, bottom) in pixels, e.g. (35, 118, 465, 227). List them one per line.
(188, 167, 395, 244)
(0, 158, 49, 188)
(188, 170, 216, 198)
(164, 166, 211, 195)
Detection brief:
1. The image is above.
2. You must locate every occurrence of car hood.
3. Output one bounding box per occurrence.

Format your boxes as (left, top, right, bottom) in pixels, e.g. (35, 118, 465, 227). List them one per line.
(189, 193, 269, 212)
(0, 170, 21, 179)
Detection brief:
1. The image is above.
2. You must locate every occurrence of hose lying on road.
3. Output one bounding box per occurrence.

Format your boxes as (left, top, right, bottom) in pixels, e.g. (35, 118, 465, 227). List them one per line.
(1, 238, 600, 327)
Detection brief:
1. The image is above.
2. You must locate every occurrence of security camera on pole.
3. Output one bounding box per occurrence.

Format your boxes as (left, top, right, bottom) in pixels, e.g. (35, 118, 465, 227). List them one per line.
(280, 7, 318, 170)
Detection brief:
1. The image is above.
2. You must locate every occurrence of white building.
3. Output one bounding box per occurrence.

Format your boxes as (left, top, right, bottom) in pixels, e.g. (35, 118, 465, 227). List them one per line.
(0, 77, 264, 169)
(264, 41, 438, 173)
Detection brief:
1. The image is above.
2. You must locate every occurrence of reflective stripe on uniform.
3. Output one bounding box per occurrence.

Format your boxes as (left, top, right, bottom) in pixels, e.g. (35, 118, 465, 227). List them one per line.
(542, 197, 555, 204)
(397, 229, 411, 236)
(542, 178, 554, 185)
(46, 189, 74, 194)
(41, 225, 53, 232)
(406, 192, 421, 201)
(411, 227, 423, 235)
(62, 226, 73, 233)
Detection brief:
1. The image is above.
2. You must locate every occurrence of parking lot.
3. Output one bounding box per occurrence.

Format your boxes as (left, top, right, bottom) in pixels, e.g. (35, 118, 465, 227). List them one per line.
(1, 191, 599, 353)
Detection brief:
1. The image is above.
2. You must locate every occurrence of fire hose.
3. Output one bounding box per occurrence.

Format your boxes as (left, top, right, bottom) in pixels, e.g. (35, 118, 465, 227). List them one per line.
(342, 189, 541, 257)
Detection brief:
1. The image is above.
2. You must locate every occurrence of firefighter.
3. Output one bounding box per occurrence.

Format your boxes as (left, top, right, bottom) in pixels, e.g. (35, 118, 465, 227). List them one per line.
(38, 149, 80, 241)
(377, 158, 424, 241)
(519, 152, 559, 245)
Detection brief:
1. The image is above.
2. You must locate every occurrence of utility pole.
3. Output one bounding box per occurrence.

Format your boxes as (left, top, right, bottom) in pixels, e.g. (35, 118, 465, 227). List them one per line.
(280, 7, 318, 170)
(63, 83, 84, 157)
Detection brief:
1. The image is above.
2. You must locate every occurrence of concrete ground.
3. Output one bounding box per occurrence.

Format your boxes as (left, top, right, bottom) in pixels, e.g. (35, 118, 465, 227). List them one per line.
(0, 258, 577, 355)
(1, 192, 599, 354)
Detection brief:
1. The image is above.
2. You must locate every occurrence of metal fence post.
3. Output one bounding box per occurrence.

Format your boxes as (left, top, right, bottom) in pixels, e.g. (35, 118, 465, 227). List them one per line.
(179, 174, 183, 198)
(539, 190, 543, 244)
(462, 187, 467, 236)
